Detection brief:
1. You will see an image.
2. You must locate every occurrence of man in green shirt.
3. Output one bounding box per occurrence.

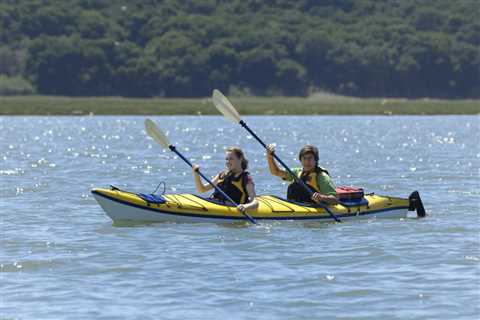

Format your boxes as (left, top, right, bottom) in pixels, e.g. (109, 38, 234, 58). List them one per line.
(266, 144, 337, 204)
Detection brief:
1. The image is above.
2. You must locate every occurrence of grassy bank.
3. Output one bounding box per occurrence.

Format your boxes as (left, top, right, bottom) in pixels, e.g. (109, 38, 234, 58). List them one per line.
(0, 94, 478, 115)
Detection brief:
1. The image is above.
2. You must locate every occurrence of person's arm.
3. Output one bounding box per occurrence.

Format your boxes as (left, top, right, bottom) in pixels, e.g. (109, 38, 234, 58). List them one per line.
(311, 173, 338, 204)
(237, 181, 259, 212)
(192, 165, 216, 193)
(266, 144, 288, 179)
(311, 193, 338, 204)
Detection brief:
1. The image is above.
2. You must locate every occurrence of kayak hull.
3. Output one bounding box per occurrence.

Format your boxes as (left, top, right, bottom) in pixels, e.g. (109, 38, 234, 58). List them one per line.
(92, 188, 415, 224)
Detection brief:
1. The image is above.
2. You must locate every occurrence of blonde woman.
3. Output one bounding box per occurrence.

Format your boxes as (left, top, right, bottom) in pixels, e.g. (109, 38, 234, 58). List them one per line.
(192, 147, 258, 213)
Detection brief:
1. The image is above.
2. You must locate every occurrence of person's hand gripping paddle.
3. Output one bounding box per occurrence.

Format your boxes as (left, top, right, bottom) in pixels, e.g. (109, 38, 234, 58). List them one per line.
(212, 90, 341, 223)
(144, 119, 257, 224)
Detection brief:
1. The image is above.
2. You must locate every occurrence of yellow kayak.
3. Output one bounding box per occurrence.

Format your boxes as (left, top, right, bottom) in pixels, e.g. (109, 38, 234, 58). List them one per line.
(91, 187, 425, 223)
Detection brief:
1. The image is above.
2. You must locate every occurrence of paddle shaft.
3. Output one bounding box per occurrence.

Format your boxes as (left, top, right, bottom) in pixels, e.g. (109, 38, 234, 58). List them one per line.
(239, 120, 341, 222)
(168, 145, 257, 224)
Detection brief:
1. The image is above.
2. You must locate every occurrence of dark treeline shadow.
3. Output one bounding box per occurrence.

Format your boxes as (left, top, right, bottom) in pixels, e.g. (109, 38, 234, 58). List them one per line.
(1, 0, 478, 98)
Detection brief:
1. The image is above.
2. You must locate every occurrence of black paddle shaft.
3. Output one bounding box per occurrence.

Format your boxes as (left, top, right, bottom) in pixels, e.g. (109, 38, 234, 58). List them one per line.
(168, 145, 257, 224)
(239, 120, 341, 223)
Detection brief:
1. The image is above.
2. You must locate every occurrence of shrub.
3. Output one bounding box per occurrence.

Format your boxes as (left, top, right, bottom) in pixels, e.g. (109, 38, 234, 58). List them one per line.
(0, 75, 35, 95)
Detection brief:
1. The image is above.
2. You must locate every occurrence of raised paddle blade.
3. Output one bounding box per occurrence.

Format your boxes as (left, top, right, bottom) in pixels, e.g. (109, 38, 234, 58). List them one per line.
(212, 89, 241, 123)
(144, 119, 170, 149)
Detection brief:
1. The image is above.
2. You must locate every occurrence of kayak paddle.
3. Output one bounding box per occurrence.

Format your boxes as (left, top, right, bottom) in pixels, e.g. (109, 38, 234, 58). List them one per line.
(144, 118, 257, 224)
(212, 89, 341, 223)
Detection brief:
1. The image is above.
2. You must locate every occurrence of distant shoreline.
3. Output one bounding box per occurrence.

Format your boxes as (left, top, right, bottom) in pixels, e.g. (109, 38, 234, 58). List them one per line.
(0, 95, 478, 115)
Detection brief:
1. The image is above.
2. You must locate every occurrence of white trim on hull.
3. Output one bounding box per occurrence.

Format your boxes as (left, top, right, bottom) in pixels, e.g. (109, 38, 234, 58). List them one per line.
(93, 192, 408, 224)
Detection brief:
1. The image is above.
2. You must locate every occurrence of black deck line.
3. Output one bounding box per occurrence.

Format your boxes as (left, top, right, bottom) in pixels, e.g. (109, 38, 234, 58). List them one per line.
(91, 190, 409, 221)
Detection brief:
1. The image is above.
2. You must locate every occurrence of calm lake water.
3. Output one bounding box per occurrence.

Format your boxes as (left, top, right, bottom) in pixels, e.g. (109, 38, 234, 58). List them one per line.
(1, 115, 479, 319)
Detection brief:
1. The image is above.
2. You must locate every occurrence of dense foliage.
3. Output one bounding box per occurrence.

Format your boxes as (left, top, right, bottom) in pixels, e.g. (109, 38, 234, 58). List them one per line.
(1, 0, 478, 97)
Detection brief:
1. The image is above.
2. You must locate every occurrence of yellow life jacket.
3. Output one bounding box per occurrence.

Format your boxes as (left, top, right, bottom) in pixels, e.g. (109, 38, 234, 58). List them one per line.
(298, 170, 321, 192)
(211, 171, 250, 204)
(287, 167, 329, 203)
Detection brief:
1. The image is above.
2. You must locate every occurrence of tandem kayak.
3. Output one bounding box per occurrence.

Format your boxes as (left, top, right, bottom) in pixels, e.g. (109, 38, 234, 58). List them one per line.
(91, 187, 425, 223)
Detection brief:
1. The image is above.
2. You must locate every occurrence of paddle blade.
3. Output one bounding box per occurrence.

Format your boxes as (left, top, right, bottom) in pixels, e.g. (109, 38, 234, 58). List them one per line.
(144, 119, 170, 149)
(212, 89, 241, 123)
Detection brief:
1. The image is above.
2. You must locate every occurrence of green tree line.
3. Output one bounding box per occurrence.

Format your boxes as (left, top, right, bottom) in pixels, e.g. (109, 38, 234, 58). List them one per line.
(1, 0, 478, 97)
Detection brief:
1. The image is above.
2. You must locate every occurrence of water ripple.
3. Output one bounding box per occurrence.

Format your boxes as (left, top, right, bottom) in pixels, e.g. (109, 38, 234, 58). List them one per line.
(1, 115, 479, 320)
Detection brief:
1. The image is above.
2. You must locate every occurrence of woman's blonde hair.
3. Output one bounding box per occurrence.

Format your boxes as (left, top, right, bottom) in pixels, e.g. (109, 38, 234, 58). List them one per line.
(226, 147, 248, 170)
